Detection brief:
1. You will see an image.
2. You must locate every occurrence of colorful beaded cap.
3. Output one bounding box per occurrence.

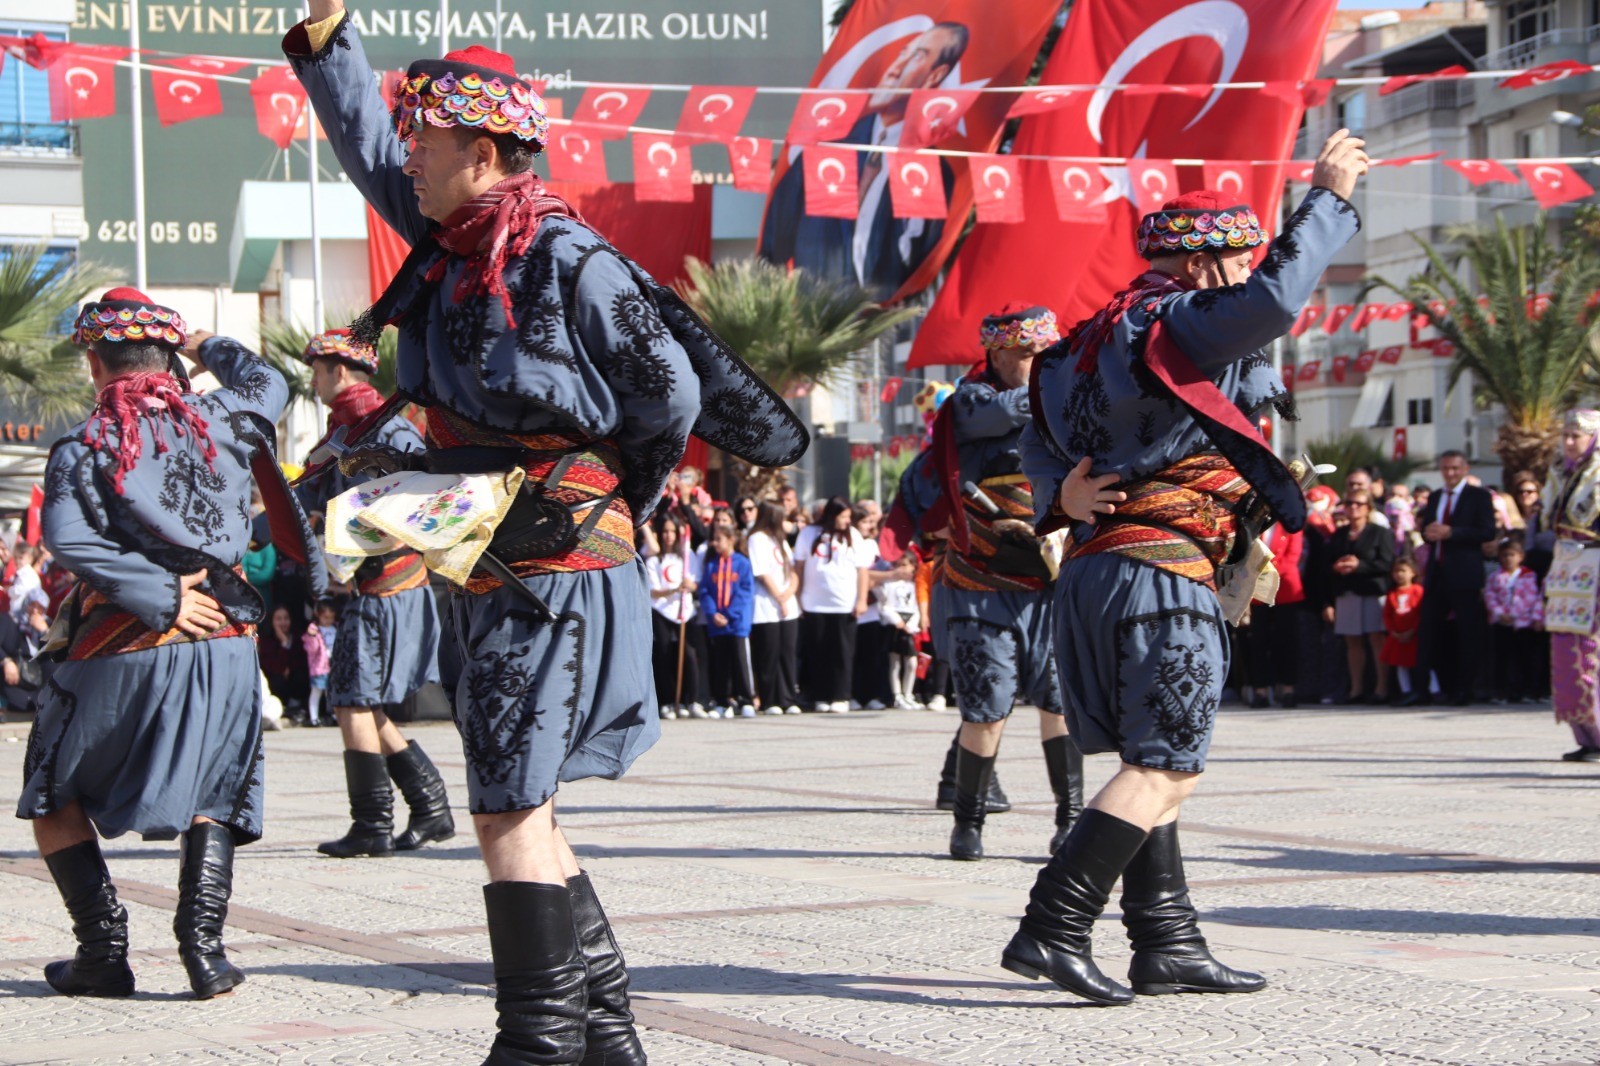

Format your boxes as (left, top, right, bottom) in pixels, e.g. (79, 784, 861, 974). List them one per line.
(1137, 203, 1268, 259)
(979, 305, 1059, 350)
(72, 288, 187, 348)
(302, 328, 380, 375)
(392, 48, 548, 147)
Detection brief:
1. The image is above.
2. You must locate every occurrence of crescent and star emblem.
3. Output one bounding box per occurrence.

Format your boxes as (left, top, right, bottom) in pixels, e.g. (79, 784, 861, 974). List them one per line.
(810, 96, 848, 127)
(168, 78, 203, 104)
(269, 91, 301, 123)
(1217, 169, 1244, 194)
(65, 66, 99, 100)
(1062, 165, 1095, 201)
(921, 95, 959, 127)
(698, 93, 735, 122)
(648, 141, 679, 176)
(561, 133, 591, 162)
(1532, 165, 1565, 186)
(593, 90, 630, 121)
(817, 156, 848, 193)
(899, 161, 930, 194)
(982, 164, 1012, 197)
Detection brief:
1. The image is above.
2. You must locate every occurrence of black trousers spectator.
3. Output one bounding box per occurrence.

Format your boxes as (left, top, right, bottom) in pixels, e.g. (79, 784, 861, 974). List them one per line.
(852, 620, 894, 706)
(651, 612, 708, 708)
(801, 612, 856, 702)
(1490, 625, 1540, 701)
(751, 618, 799, 709)
(1245, 603, 1301, 691)
(918, 654, 951, 704)
(707, 634, 755, 706)
(1417, 586, 1489, 702)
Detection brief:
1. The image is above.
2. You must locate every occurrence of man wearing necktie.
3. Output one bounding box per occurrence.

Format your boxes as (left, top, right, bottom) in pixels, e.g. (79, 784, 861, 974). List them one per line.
(1407, 450, 1497, 706)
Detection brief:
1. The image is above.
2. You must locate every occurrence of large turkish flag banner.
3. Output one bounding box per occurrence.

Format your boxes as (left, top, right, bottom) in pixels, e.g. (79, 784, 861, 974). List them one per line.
(912, 0, 1337, 366)
(758, 0, 1061, 304)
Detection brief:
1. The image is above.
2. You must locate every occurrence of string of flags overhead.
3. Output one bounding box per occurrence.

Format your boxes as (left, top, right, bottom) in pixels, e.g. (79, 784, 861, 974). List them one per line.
(5, 32, 1596, 209)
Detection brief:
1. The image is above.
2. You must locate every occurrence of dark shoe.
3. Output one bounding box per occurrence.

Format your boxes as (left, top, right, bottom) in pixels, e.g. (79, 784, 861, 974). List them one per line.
(482, 881, 588, 1065)
(1276, 689, 1297, 710)
(42, 840, 135, 998)
(1561, 746, 1600, 763)
(318, 751, 396, 858)
(174, 822, 245, 999)
(568, 874, 645, 1066)
(937, 735, 1011, 813)
(387, 741, 456, 851)
(1001, 809, 1147, 1005)
(1248, 693, 1269, 709)
(1396, 692, 1428, 707)
(948, 746, 994, 861)
(1121, 822, 1266, 995)
(1042, 735, 1084, 855)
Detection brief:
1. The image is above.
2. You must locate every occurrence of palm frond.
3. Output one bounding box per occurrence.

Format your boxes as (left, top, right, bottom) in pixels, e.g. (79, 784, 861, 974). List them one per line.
(257, 313, 399, 405)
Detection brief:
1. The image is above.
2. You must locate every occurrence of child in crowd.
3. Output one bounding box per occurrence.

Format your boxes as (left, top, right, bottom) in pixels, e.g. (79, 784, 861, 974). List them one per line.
(302, 598, 338, 726)
(878, 555, 922, 709)
(698, 526, 756, 718)
(1382, 558, 1425, 700)
(1485, 539, 1544, 703)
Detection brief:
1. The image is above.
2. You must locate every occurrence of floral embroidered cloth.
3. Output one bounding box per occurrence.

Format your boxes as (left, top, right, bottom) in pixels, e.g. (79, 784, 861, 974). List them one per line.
(325, 468, 525, 586)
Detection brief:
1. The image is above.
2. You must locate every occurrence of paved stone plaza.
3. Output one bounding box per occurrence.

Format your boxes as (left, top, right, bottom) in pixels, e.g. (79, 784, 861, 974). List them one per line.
(0, 702, 1596, 1065)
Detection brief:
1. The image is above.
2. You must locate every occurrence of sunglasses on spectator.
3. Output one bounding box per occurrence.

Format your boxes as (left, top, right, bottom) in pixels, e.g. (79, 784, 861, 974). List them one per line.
(1517, 486, 1539, 494)
(1342, 499, 1369, 508)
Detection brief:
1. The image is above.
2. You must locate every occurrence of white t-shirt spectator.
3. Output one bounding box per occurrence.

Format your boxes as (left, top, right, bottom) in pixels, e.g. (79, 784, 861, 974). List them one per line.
(879, 578, 920, 633)
(646, 550, 696, 625)
(8, 564, 40, 622)
(795, 525, 868, 614)
(858, 538, 885, 624)
(746, 531, 799, 625)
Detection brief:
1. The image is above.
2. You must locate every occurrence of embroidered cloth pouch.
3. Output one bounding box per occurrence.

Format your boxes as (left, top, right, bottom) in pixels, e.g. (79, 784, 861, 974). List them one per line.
(325, 468, 526, 586)
(1544, 538, 1600, 635)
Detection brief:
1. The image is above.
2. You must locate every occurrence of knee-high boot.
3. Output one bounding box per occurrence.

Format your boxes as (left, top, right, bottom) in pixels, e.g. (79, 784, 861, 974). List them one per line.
(387, 741, 456, 851)
(1121, 822, 1266, 995)
(174, 822, 245, 999)
(948, 745, 995, 861)
(935, 735, 1011, 813)
(568, 874, 646, 1066)
(42, 839, 135, 997)
(483, 881, 589, 1065)
(1042, 735, 1084, 854)
(318, 751, 395, 857)
(1001, 809, 1147, 1005)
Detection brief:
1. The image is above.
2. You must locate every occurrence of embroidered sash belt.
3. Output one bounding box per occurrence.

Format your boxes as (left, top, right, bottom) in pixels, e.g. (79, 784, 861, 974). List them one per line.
(355, 550, 429, 597)
(944, 474, 1051, 593)
(66, 572, 255, 661)
(1065, 452, 1249, 590)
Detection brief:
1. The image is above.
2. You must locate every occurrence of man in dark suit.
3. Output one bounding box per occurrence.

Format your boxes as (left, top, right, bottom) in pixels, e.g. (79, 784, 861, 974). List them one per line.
(1407, 450, 1497, 705)
(759, 22, 967, 297)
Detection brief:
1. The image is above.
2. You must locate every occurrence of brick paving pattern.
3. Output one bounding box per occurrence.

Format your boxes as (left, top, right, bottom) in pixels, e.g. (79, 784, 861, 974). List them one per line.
(0, 704, 1596, 1064)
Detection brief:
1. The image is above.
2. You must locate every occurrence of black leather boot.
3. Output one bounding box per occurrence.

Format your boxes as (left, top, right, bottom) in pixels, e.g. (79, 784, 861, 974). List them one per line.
(1001, 809, 1147, 1005)
(174, 822, 246, 999)
(1122, 822, 1266, 995)
(387, 741, 456, 851)
(948, 746, 995, 861)
(483, 881, 589, 1065)
(1042, 735, 1084, 855)
(568, 874, 645, 1066)
(319, 751, 395, 857)
(42, 840, 135, 997)
(936, 735, 1011, 813)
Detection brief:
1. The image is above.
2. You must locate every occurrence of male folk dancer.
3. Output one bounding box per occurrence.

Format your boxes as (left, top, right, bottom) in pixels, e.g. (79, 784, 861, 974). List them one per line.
(297, 328, 455, 858)
(1007, 132, 1367, 1005)
(285, 7, 805, 1062)
(17, 290, 320, 999)
(929, 306, 1082, 860)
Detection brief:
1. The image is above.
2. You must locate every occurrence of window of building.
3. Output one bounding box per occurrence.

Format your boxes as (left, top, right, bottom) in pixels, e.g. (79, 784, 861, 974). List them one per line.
(1504, 0, 1555, 45)
(0, 26, 71, 151)
(1407, 398, 1434, 426)
(1517, 126, 1550, 159)
(1336, 91, 1366, 135)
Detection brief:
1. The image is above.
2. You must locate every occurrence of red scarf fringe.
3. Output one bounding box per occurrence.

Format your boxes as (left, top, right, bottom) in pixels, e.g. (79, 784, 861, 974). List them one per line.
(84, 372, 216, 495)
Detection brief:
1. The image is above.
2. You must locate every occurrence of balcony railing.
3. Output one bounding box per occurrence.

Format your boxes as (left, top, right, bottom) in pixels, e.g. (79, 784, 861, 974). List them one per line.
(1482, 27, 1592, 69)
(0, 122, 79, 156)
(1375, 79, 1476, 124)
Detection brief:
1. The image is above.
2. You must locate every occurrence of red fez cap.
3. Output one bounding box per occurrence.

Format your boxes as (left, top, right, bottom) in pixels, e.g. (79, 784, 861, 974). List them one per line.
(1158, 190, 1233, 214)
(100, 286, 156, 304)
(441, 44, 517, 79)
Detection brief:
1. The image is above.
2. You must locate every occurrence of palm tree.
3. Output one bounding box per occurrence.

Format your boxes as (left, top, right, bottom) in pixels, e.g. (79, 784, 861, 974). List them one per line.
(257, 315, 399, 407)
(1374, 216, 1600, 484)
(1303, 430, 1424, 490)
(0, 244, 117, 427)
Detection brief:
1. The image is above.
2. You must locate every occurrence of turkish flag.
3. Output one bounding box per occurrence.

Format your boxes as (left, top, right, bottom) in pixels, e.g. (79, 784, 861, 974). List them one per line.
(1519, 162, 1595, 209)
(1331, 355, 1349, 384)
(631, 134, 694, 203)
(571, 86, 649, 135)
(1444, 159, 1519, 186)
(913, 0, 1334, 364)
(784, 90, 867, 146)
(1202, 161, 1254, 207)
(1379, 64, 1467, 97)
(24, 484, 42, 546)
(48, 50, 122, 121)
(1299, 79, 1335, 108)
(1384, 301, 1414, 320)
(1048, 160, 1110, 221)
(1500, 59, 1590, 91)
(1290, 305, 1326, 337)
(1393, 427, 1407, 460)
(151, 56, 243, 127)
(250, 66, 306, 148)
(546, 125, 611, 184)
(888, 152, 948, 219)
(1431, 339, 1455, 359)
(1285, 160, 1317, 184)
(1322, 304, 1354, 333)
(1378, 345, 1403, 364)
(969, 155, 1024, 223)
(1375, 151, 1442, 168)
(1355, 349, 1377, 373)
(1297, 360, 1321, 382)
(901, 88, 980, 150)
(677, 86, 756, 142)
(366, 205, 408, 302)
(761, 0, 1061, 305)
(1349, 303, 1385, 332)
(804, 146, 859, 218)
(1007, 88, 1077, 119)
(880, 377, 904, 403)
(727, 136, 774, 193)
(1128, 160, 1179, 212)
(1281, 365, 1295, 391)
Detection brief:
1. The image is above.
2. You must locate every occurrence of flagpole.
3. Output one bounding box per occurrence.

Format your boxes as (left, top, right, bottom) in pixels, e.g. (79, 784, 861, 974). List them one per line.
(127, 0, 148, 289)
(438, 0, 449, 56)
(307, 110, 324, 331)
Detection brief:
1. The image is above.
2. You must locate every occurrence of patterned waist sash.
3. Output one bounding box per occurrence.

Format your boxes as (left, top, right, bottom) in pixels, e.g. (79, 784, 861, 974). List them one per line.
(1066, 453, 1248, 590)
(426, 407, 635, 593)
(944, 474, 1050, 593)
(356, 551, 429, 597)
(66, 574, 254, 661)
